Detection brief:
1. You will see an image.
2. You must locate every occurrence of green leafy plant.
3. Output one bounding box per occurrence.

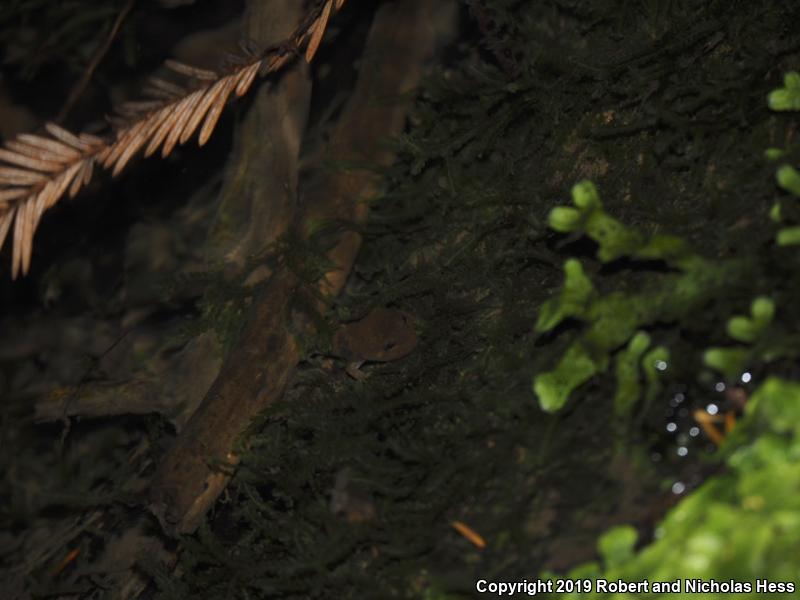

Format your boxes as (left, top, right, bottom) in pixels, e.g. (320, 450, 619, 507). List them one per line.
(546, 377, 800, 598)
(533, 181, 744, 412)
(774, 165, 800, 245)
(703, 296, 775, 379)
(767, 71, 800, 111)
(535, 70, 800, 597)
(613, 332, 669, 417)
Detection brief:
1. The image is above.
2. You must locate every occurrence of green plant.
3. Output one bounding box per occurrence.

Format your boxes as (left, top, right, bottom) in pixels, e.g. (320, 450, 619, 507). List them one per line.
(533, 181, 744, 412)
(535, 70, 800, 597)
(544, 377, 800, 598)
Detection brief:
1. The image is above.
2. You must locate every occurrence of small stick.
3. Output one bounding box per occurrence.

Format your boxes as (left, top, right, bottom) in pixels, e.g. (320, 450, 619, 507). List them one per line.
(56, 0, 137, 124)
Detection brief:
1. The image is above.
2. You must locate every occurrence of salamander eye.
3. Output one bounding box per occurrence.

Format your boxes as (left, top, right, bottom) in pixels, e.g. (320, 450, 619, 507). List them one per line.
(384, 341, 397, 351)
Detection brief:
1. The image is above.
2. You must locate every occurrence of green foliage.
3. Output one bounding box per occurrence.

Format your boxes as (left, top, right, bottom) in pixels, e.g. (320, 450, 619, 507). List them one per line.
(533, 182, 744, 412)
(614, 331, 670, 417)
(536, 71, 800, 596)
(776, 164, 800, 197)
(546, 181, 692, 267)
(613, 332, 651, 416)
(768, 82, 800, 240)
(702, 347, 751, 380)
(726, 297, 774, 343)
(776, 226, 800, 246)
(702, 297, 774, 378)
(536, 259, 595, 333)
(148, 3, 800, 599)
(702, 296, 788, 380)
(545, 377, 800, 599)
(534, 63, 800, 410)
(597, 525, 638, 570)
(535, 342, 602, 413)
(764, 147, 785, 161)
(774, 167, 800, 245)
(767, 71, 800, 112)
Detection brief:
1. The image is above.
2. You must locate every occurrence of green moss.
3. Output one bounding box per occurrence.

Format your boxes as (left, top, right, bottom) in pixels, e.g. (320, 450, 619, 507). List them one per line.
(155, 2, 800, 599)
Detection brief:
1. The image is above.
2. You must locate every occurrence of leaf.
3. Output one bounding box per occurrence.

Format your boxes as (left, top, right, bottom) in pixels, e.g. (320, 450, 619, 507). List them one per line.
(548, 179, 688, 266)
(613, 331, 650, 416)
(748, 377, 800, 435)
(765, 147, 785, 161)
(776, 226, 800, 246)
(534, 343, 603, 413)
(305, 0, 332, 63)
(635, 234, 691, 263)
(703, 347, 750, 379)
(727, 316, 759, 343)
(641, 345, 669, 405)
(770, 202, 782, 222)
(776, 164, 800, 197)
(548, 206, 582, 232)
(535, 259, 595, 332)
(571, 179, 602, 210)
(751, 296, 775, 324)
(598, 525, 638, 569)
(768, 71, 800, 111)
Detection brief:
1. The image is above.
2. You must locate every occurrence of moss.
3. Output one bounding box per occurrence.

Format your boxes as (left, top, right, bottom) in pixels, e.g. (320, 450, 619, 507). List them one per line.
(161, 0, 800, 595)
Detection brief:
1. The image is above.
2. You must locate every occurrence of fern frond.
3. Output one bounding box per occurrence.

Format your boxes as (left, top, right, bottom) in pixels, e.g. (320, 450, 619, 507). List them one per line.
(0, 0, 345, 278)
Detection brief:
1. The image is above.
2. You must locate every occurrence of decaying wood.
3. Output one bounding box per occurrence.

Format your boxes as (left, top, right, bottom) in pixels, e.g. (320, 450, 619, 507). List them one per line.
(148, 0, 309, 534)
(205, 0, 311, 269)
(149, 269, 302, 534)
(32, 330, 222, 430)
(304, 0, 457, 299)
(0, 0, 345, 279)
(148, 0, 452, 536)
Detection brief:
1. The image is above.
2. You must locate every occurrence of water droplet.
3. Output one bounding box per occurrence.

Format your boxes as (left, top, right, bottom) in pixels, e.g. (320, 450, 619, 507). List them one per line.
(672, 481, 686, 495)
(715, 381, 726, 392)
(656, 360, 668, 371)
(677, 446, 689, 457)
(666, 422, 677, 433)
(689, 426, 700, 437)
(706, 404, 719, 415)
(741, 372, 752, 383)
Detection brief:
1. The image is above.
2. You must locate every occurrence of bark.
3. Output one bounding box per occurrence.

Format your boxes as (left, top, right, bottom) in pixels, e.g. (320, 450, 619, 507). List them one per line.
(149, 0, 453, 536)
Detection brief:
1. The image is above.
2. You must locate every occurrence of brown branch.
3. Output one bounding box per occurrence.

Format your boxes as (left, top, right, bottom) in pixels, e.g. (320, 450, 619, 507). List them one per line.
(147, 0, 450, 536)
(0, 0, 345, 279)
(55, 0, 138, 124)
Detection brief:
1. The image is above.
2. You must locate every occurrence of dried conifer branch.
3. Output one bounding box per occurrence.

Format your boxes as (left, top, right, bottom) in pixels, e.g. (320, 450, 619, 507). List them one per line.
(0, 0, 345, 279)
